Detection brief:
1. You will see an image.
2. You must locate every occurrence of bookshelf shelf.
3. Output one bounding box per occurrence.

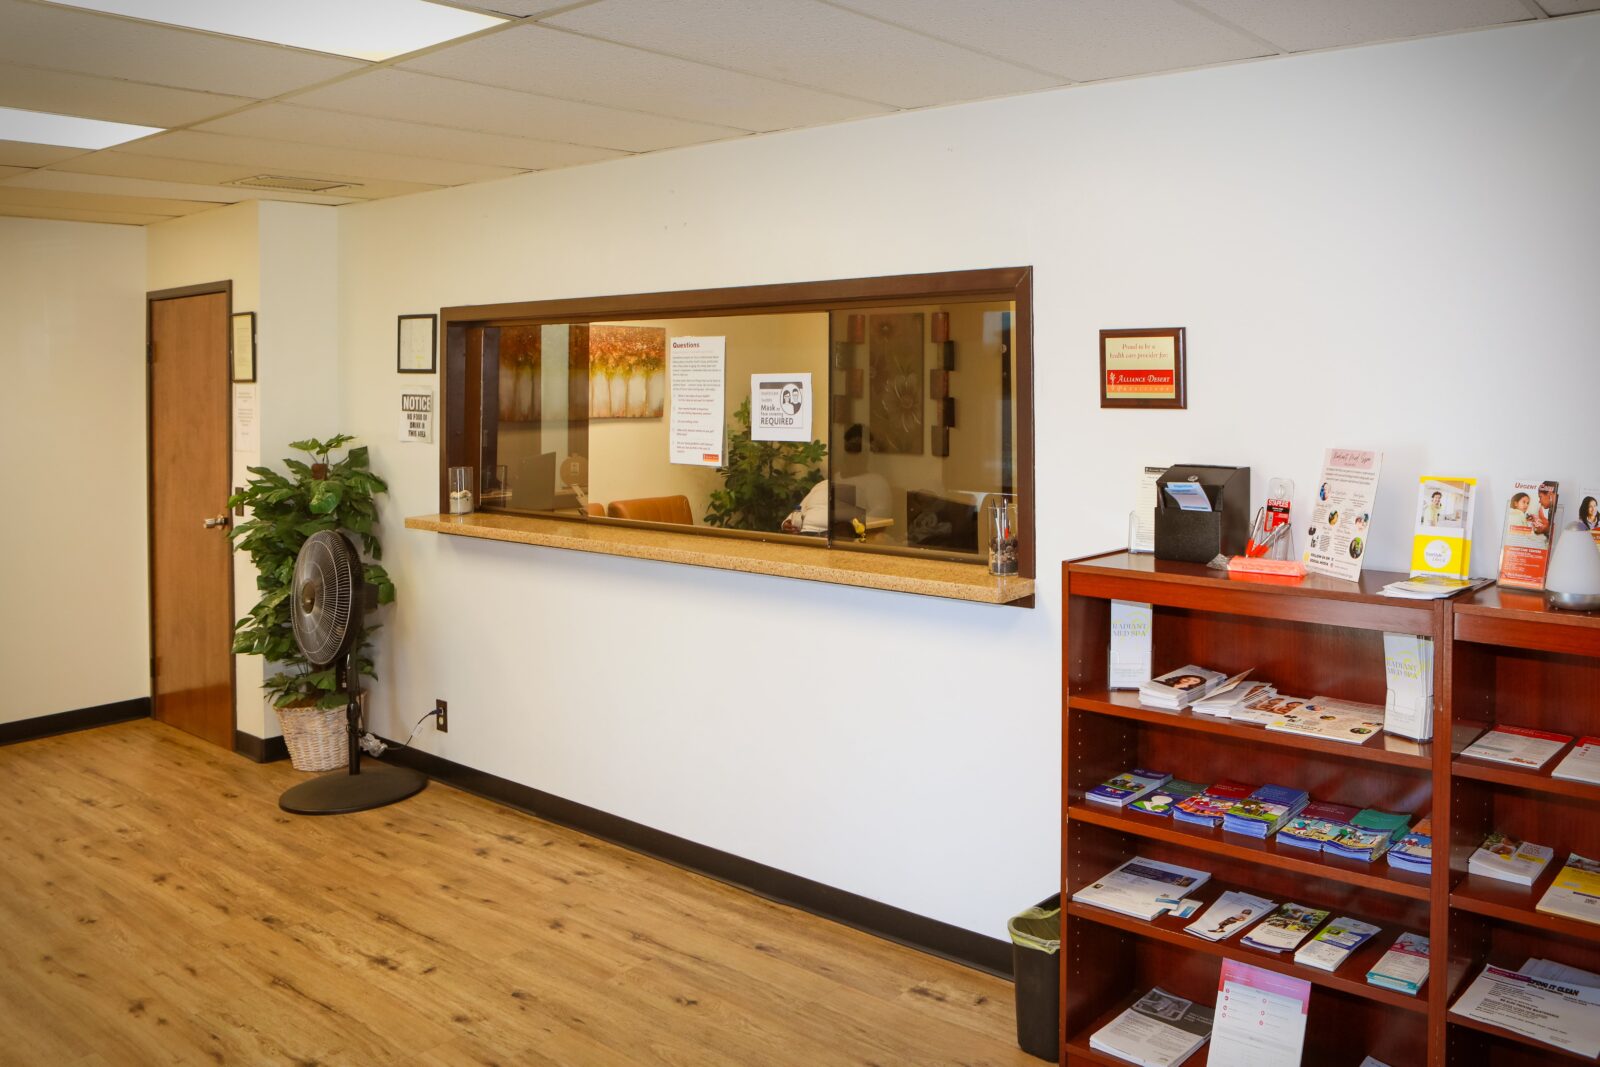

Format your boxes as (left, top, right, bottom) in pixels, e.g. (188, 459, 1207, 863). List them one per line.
(1450, 752, 1600, 805)
(1447, 1012, 1596, 1064)
(1450, 870, 1600, 943)
(1068, 690, 1434, 770)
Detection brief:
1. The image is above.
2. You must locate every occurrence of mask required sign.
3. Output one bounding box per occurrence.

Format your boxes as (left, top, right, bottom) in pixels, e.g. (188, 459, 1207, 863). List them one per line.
(751, 372, 811, 442)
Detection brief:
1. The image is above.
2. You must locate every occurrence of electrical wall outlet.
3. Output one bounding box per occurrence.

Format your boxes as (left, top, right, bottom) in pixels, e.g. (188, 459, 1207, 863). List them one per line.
(435, 699, 448, 733)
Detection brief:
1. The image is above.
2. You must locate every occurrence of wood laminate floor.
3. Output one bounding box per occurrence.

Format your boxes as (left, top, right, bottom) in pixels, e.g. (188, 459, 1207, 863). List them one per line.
(0, 720, 1036, 1066)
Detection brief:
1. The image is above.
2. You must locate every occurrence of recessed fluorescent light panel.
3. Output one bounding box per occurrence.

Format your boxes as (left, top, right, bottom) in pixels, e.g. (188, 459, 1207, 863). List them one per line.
(0, 106, 162, 150)
(44, 0, 506, 61)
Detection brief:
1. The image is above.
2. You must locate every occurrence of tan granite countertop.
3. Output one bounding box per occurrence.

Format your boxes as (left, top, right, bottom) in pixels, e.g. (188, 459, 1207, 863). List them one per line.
(405, 513, 1034, 606)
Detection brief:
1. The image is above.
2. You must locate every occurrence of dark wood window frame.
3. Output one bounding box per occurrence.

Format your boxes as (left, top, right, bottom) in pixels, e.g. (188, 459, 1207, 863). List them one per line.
(438, 266, 1035, 581)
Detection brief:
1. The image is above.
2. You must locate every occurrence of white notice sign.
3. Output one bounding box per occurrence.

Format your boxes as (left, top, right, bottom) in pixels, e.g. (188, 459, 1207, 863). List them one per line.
(669, 336, 726, 466)
(399, 387, 434, 443)
(751, 373, 812, 442)
(232, 384, 259, 452)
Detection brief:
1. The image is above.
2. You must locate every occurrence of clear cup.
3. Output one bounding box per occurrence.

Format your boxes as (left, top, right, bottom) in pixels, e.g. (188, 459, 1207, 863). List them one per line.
(448, 466, 473, 514)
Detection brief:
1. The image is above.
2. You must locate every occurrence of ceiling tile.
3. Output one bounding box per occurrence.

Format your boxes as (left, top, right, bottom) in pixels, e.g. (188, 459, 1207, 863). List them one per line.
(1187, 0, 1532, 52)
(50, 150, 442, 198)
(290, 68, 744, 151)
(400, 24, 891, 132)
(0, 0, 363, 98)
(119, 129, 526, 186)
(543, 0, 1061, 108)
(0, 202, 174, 225)
(195, 103, 626, 170)
(0, 139, 87, 167)
(831, 0, 1272, 81)
(8, 167, 360, 206)
(0, 183, 214, 215)
(0, 62, 251, 127)
(1537, 0, 1600, 11)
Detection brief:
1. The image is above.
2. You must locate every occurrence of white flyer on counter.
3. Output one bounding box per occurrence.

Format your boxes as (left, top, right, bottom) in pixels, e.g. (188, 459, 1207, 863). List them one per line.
(668, 336, 726, 466)
(1305, 448, 1383, 582)
(750, 372, 812, 442)
(1450, 965, 1600, 1058)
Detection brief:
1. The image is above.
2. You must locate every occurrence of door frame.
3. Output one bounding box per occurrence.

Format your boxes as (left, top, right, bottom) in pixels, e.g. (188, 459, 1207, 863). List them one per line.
(146, 280, 237, 749)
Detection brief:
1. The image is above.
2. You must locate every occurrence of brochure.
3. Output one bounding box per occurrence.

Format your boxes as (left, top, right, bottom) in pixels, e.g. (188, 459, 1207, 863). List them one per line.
(1240, 902, 1329, 953)
(1379, 574, 1490, 599)
(1277, 800, 1362, 852)
(1089, 987, 1213, 1067)
(1553, 737, 1600, 785)
(1468, 832, 1554, 886)
(1267, 698, 1384, 745)
(1498, 480, 1560, 589)
(1110, 600, 1155, 690)
(1173, 781, 1256, 828)
(1537, 854, 1600, 926)
(1131, 465, 1168, 554)
(1209, 961, 1310, 1067)
(1192, 680, 1272, 718)
(1231, 693, 1310, 727)
(1072, 856, 1212, 921)
(1322, 809, 1410, 863)
(1386, 815, 1434, 874)
(1222, 784, 1309, 838)
(1460, 724, 1573, 770)
(1450, 965, 1600, 1058)
(1382, 633, 1434, 741)
(1130, 779, 1206, 817)
(1580, 489, 1600, 547)
(1139, 665, 1228, 710)
(1523, 958, 1600, 989)
(1088, 768, 1173, 808)
(1185, 890, 1275, 942)
(1366, 932, 1430, 995)
(1305, 448, 1382, 582)
(1293, 916, 1381, 971)
(1411, 475, 1477, 579)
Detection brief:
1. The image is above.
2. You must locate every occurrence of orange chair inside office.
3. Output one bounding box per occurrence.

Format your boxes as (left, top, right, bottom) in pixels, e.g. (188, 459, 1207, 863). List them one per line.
(584, 502, 606, 516)
(607, 495, 694, 526)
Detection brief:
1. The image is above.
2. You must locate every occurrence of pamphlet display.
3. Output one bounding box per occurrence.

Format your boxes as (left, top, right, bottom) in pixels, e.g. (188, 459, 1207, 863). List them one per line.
(1450, 964, 1600, 1058)
(1088, 768, 1172, 808)
(1366, 932, 1430, 995)
(1386, 815, 1433, 875)
(1294, 916, 1380, 971)
(1072, 856, 1211, 921)
(1185, 891, 1274, 942)
(1498, 479, 1560, 589)
(1131, 465, 1168, 553)
(1459, 724, 1572, 770)
(1089, 987, 1214, 1067)
(1209, 960, 1310, 1066)
(1537, 854, 1600, 925)
(1410, 475, 1478, 579)
(1130, 779, 1205, 816)
(1139, 665, 1227, 710)
(1468, 832, 1553, 886)
(1305, 448, 1382, 581)
(1267, 697, 1385, 746)
(668, 336, 726, 466)
(1240, 902, 1328, 953)
(1110, 600, 1154, 690)
(1553, 737, 1600, 784)
(1382, 633, 1434, 741)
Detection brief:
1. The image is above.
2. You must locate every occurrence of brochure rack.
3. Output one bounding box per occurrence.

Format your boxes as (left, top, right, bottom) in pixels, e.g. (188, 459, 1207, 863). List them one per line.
(1064, 553, 1600, 1066)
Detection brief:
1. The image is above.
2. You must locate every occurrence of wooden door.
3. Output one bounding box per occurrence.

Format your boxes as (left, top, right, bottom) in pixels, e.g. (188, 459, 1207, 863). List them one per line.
(149, 287, 234, 749)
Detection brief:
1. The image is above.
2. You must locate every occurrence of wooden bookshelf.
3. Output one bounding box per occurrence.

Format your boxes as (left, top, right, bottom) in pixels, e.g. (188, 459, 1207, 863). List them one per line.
(1063, 553, 1600, 1066)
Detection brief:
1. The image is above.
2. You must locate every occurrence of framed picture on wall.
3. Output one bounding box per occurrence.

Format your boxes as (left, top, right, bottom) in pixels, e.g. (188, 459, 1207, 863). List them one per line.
(1100, 326, 1186, 409)
(231, 312, 256, 383)
(397, 313, 438, 374)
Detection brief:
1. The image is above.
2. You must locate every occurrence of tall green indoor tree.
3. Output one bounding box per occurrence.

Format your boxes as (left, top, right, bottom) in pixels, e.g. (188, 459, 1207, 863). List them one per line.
(227, 435, 395, 709)
(703, 399, 828, 532)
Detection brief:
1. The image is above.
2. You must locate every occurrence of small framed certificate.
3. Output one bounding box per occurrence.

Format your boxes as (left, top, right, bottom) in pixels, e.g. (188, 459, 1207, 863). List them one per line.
(1100, 327, 1185, 409)
(397, 313, 437, 374)
(231, 312, 256, 383)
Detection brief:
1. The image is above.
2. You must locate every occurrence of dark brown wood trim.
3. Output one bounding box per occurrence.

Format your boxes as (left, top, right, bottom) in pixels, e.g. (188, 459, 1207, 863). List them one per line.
(146, 279, 237, 752)
(0, 698, 151, 746)
(376, 739, 1014, 978)
(233, 730, 289, 763)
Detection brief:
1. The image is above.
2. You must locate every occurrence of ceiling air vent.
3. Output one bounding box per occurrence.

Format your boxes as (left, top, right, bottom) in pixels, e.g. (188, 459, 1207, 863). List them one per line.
(227, 174, 359, 193)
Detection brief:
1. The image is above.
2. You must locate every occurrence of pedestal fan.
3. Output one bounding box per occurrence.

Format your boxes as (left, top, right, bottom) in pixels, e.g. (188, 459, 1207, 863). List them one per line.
(278, 530, 427, 815)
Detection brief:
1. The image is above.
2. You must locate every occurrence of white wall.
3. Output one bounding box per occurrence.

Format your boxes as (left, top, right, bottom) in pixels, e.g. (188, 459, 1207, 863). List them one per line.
(336, 16, 1600, 937)
(0, 218, 148, 723)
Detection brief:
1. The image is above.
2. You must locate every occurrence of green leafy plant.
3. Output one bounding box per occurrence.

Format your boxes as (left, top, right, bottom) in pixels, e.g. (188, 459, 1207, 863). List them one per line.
(227, 435, 395, 709)
(704, 399, 827, 532)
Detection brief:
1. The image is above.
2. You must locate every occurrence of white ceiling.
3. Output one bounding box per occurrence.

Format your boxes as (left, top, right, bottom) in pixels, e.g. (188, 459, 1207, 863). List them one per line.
(0, 0, 1592, 226)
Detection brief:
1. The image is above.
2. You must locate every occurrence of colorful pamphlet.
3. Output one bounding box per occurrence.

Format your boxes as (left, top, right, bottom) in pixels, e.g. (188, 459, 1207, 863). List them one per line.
(1305, 448, 1382, 582)
(1173, 781, 1256, 828)
(1294, 916, 1381, 972)
(1498, 480, 1559, 589)
(1277, 801, 1361, 852)
(1139, 665, 1228, 710)
(1366, 933, 1429, 995)
(1089, 987, 1214, 1067)
(1110, 600, 1154, 690)
(1386, 815, 1433, 874)
(1088, 768, 1173, 808)
(1460, 724, 1573, 770)
(1382, 633, 1433, 741)
(1579, 489, 1600, 546)
(1185, 891, 1275, 942)
(1537, 854, 1600, 925)
(1411, 475, 1477, 579)
(1468, 832, 1554, 886)
(1222, 785, 1309, 838)
(1379, 575, 1488, 600)
(1241, 903, 1329, 953)
(1323, 809, 1411, 863)
(1209, 961, 1310, 1066)
(1267, 698, 1384, 746)
(1553, 737, 1600, 785)
(1450, 965, 1600, 1058)
(1130, 779, 1206, 817)
(1192, 680, 1272, 718)
(1072, 856, 1212, 921)
(1231, 692, 1310, 727)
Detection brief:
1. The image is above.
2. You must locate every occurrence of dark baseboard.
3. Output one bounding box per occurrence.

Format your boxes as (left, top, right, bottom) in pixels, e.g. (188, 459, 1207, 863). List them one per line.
(378, 740, 1013, 979)
(0, 697, 151, 746)
(234, 731, 289, 763)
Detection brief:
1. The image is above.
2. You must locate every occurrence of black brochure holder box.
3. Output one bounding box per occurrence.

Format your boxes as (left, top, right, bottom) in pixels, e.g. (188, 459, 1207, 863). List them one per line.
(1154, 465, 1251, 564)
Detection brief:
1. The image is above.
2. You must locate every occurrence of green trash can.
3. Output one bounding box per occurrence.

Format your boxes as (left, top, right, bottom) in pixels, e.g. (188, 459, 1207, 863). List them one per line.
(1008, 895, 1061, 1061)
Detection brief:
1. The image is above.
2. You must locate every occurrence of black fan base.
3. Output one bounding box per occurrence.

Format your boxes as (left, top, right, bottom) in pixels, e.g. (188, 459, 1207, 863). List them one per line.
(279, 764, 428, 815)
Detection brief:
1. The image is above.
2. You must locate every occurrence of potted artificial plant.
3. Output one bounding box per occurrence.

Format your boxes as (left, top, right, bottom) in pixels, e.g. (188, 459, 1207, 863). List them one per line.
(228, 435, 395, 771)
(703, 399, 828, 531)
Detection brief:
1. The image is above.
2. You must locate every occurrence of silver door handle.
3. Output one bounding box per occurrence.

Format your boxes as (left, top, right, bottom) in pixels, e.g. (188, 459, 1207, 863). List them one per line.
(203, 515, 230, 529)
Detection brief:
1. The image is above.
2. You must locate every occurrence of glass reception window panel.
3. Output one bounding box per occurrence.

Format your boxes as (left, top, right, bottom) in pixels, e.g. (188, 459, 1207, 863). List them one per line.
(480, 324, 585, 514)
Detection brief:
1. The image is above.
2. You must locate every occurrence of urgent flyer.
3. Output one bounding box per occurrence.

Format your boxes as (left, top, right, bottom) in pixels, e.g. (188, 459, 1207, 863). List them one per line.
(1305, 448, 1383, 582)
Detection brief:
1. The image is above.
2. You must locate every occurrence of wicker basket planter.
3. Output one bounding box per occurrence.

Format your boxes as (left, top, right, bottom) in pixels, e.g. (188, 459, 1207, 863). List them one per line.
(276, 701, 348, 772)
